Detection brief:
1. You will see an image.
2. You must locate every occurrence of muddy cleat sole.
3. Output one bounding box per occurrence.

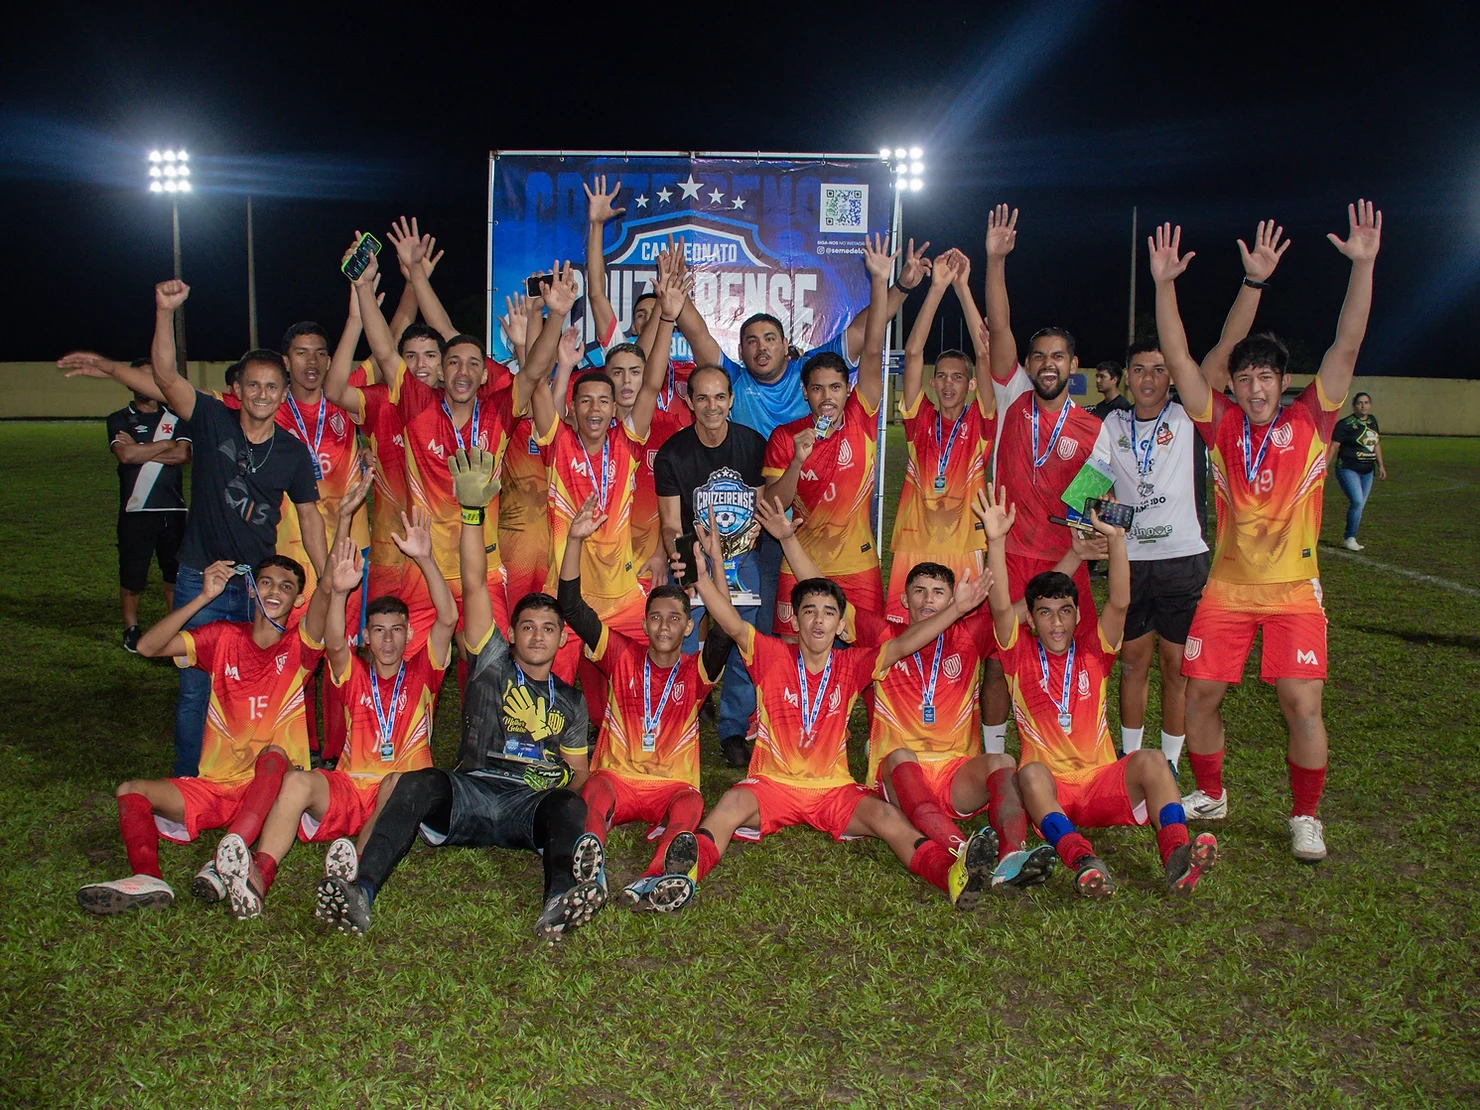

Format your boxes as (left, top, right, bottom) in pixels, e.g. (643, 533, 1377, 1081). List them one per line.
(315, 876, 372, 935)
(1073, 855, 1116, 899)
(1166, 832, 1219, 894)
(324, 837, 359, 883)
(534, 880, 607, 943)
(215, 832, 264, 920)
(662, 831, 700, 883)
(191, 858, 226, 903)
(621, 873, 696, 913)
(571, 832, 607, 894)
(77, 874, 175, 916)
(948, 826, 999, 911)
(991, 844, 1057, 890)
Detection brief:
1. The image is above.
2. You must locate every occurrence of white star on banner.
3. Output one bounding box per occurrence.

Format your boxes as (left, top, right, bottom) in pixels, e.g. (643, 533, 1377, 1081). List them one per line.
(635, 194, 649, 209)
(708, 188, 725, 205)
(677, 174, 704, 200)
(656, 186, 673, 204)
(731, 195, 746, 209)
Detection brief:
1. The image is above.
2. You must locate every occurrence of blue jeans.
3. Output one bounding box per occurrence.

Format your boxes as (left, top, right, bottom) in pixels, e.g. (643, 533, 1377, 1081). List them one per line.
(1335, 466, 1374, 540)
(172, 563, 253, 777)
(684, 539, 779, 741)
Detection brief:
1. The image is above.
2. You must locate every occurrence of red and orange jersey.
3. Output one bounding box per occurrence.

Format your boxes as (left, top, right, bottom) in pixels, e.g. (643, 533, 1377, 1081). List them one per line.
(403, 388, 516, 588)
(328, 642, 445, 777)
(738, 625, 886, 789)
(354, 380, 411, 572)
(631, 405, 693, 572)
(996, 616, 1120, 786)
(499, 411, 551, 593)
(1191, 380, 1341, 585)
(891, 392, 995, 557)
(585, 627, 719, 786)
(540, 419, 647, 609)
(177, 620, 323, 785)
(764, 390, 881, 579)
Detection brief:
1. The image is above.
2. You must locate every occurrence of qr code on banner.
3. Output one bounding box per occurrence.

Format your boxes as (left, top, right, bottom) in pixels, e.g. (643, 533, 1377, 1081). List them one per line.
(819, 183, 868, 233)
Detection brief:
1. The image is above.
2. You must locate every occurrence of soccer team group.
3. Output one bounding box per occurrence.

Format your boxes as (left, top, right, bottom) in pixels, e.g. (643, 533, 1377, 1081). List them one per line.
(64, 184, 1384, 941)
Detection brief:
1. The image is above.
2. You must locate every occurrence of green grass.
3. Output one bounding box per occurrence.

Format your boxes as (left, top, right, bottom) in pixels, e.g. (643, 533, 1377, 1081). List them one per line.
(1, 422, 1478, 1108)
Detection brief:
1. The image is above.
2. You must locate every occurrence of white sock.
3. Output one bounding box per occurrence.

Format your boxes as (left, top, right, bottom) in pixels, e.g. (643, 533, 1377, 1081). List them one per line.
(1121, 726, 1144, 753)
(1161, 731, 1185, 769)
(981, 722, 1007, 755)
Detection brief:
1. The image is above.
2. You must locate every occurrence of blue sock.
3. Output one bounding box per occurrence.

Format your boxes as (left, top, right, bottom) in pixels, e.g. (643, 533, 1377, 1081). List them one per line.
(357, 879, 376, 907)
(1158, 802, 1186, 830)
(1039, 812, 1075, 848)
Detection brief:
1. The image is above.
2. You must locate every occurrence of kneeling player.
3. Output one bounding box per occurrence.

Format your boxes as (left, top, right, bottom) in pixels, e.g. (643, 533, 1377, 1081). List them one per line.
(978, 485, 1217, 897)
(211, 514, 457, 919)
(77, 556, 328, 914)
(684, 523, 1001, 910)
(558, 496, 734, 911)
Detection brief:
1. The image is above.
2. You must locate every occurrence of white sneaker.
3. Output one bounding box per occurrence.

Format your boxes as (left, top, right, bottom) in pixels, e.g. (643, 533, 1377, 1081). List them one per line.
(77, 874, 175, 915)
(191, 858, 226, 903)
(325, 837, 359, 882)
(1343, 537, 1364, 551)
(1181, 788, 1229, 820)
(1289, 815, 1327, 862)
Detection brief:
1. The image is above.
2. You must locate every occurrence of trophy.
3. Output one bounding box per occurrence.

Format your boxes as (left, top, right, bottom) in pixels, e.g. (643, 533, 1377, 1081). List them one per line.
(693, 467, 762, 606)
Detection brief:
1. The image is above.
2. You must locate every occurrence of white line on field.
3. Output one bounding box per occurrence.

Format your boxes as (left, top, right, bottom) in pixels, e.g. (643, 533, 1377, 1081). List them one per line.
(1320, 543, 1480, 599)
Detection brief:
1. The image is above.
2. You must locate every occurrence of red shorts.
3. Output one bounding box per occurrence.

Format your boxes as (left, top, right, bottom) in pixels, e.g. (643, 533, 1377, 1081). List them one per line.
(552, 591, 649, 684)
(298, 770, 382, 843)
(1050, 758, 1148, 829)
(775, 565, 884, 635)
(583, 771, 699, 840)
(402, 562, 509, 654)
(885, 550, 987, 626)
(154, 778, 250, 843)
(1181, 578, 1328, 684)
(731, 776, 870, 842)
(873, 754, 982, 819)
(1004, 552, 1097, 626)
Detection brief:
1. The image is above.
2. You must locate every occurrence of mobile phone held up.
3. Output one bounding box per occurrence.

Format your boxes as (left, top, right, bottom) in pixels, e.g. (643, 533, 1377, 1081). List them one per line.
(1050, 498, 1135, 532)
(526, 273, 552, 298)
(341, 233, 382, 281)
(674, 532, 701, 589)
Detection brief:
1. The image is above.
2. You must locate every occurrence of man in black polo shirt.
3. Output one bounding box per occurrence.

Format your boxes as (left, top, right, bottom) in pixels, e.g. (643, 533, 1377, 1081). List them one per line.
(107, 365, 192, 652)
(653, 364, 768, 767)
(148, 279, 326, 777)
(1088, 360, 1132, 420)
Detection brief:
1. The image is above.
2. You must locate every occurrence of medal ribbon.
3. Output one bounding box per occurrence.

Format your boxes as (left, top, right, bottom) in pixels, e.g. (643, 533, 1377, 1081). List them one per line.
(443, 395, 480, 455)
(1036, 639, 1076, 729)
(935, 406, 968, 489)
(287, 395, 326, 480)
(797, 650, 833, 738)
(913, 635, 944, 712)
(370, 659, 407, 755)
(643, 655, 680, 741)
(579, 433, 611, 508)
(1031, 400, 1072, 468)
(1241, 411, 1279, 484)
(1131, 402, 1171, 477)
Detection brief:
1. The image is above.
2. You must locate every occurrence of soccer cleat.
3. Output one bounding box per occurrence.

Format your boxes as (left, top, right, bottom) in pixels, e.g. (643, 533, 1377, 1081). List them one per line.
(990, 844, 1057, 889)
(620, 874, 696, 913)
(1343, 537, 1364, 551)
(191, 858, 226, 903)
(324, 837, 359, 883)
(1181, 787, 1229, 820)
(315, 877, 373, 935)
(122, 625, 141, 653)
(77, 874, 175, 915)
(1289, 815, 1327, 863)
(571, 832, 607, 894)
(215, 832, 264, 920)
(534, 880, 607, 942)
(1073, 855, 1116, 899)
(662, 831, 700, 883)
(1166, 832, 1219, 894)
(947, 826, 998, 911)
(720, 734, 751, 769)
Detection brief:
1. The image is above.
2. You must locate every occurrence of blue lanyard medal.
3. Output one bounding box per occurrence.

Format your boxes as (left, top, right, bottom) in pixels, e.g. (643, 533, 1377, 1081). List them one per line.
(580, 434, 611, 508)
(370, 660, 407, 761)
(1131, 402, 1170, 497)
(235, 564, 287, 633)
(1031, 400, 1072, 472)
(642, 655, 680, 752)
(797, 651, 833, 740)
(915, 635, 944, 724)
(1037, 640, 1077, 731)
(934, 407, 967, 494)
(507, 663, 556, 761)
(1241, 413, 1279, 486)
(444, 396, 480, 455)
(287, 395, 326, 481)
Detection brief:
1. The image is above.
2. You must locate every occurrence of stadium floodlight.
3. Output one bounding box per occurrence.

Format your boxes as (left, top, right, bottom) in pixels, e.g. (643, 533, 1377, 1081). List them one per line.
(882, 145, 925, 193)
(909, 178, 923, 192)
(894, 147, 907, 159)
(910, 161, 924, 175)
(909, 146, 922, 160)
(147, 148, 191, 374)
(149, 150, 162, 162)
(879, 147, 891, 159)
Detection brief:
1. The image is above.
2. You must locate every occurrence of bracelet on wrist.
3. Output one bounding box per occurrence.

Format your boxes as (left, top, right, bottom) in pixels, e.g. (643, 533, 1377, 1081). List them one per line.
(1242, 277, 1269, 290)
(460, 506, 485, 526)
(660, 315, 679, 323)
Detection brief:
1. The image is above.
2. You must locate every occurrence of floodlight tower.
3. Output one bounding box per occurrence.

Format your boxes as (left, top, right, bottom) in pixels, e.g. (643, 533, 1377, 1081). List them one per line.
(148, 149, 191, 375)
(874, 145, 925, 540)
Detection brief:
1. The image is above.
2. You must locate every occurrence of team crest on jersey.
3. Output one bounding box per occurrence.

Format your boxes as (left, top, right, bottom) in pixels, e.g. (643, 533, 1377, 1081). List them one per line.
(1156, 424, 1174, 445)
(671, 681, 686, 703)
(1184, 636, 1203, 660)
(647, 448, 659, 470)
(1271, 423, 1294, 449)
(275, 653, 288, 674)
(777, 602, 793, 623)
(330, 412, 346, 437)
(827, 687, 842, 712)
(943, 654, 962, 681)
(836, 438, 854, 467)
(1117, 434, 1132, 450)
(1078, 670, 1090, 697)
(694, 467, 759, 558)
(1057, 437, 1079, 460)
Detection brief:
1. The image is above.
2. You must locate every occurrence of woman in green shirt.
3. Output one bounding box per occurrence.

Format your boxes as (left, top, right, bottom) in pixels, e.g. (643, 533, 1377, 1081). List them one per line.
(1329, 392, 1387, 550)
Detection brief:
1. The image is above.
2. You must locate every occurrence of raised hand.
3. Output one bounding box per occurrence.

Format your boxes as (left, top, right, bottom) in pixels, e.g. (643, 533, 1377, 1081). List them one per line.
(1087, 505, 1125, 541)
(342, 232, 380, 287)
(568, 494, 608, 541)
(971, 484, 1017, 543)
(500, 293, 529, 350)
(421, 236, 444, 278)
(755, 495, 796, 541)
(696, 519, 724, 568)
(985, 204, 1018, 259)
(1147, 222, 1194, 284)
(387, 216, 426, 270)
(584, 175, 626, 224)
(541, 260, 580, 318)
(899, 237, 932, 288)
(1069, 526, 1110, 562)
(792, 426, 817, 465)
(391, 506, 434, 560)
(449, 445, 501, 508)
(930, 249, 957, 289)
(1238, 219, 1290, 283)
(556, 325, 582, 370)
(327, 536, 364, 594)
(947, 247, 972, 289)
(58, 351, 116, 379)
(201, 560, 237, 601)
(1327, 198, 1382, 262)
(863, 233, 898, 282)
(156, 280, 190, 311)
(336, 460, 374, 521)
(656, 266, 692, 321)
(953, 569, 993, 613)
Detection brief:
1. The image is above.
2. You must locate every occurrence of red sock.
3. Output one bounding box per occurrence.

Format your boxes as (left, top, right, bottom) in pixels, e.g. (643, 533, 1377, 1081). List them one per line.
(117, 793, 160, 878)
(645, 789, 705, 876)
(1188, 750, 1224, 797)
(227, 750, 289, 844)
(890, 762, 963, 851)
(456, 655, 469, 697)
(908, 839, 953, 893)
(303, 675, 320, 755)
(695, 831, 721, 881)
(986, 767, 1028, 860)
(321, 678, 348, 762)
(1155, 822, 1190, 866)
(1053, 831, 1096, 869)
(581, 776, 616, 840)
(1288, 759, 1327, 817)
(253, 851, 279, 892)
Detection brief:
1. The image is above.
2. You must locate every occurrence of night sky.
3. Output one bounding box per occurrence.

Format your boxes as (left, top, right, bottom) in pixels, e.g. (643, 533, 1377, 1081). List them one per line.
(5, 1, 1477, 376)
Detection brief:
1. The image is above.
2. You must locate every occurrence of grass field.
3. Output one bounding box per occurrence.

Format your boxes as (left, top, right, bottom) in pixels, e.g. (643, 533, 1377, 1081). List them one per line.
(1, 422, 1478, 1108)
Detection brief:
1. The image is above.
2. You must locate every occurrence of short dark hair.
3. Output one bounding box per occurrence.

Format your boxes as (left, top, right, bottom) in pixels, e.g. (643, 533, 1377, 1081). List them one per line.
(1029, 327, 1077, 358)
(1095, 360, 1124, 385)
(740, 313, 786, 343)
(646, 584, 692, 618)
(1024, 571, 1078, 611)
(1353, 391, 1372, 405)
(366, 595, 410, 622)
(398, 324, 447, 357)
(129, 357, 151, 369)
(934, 348, 975, 372)
(1125, 337, 1162, 363)
(444, 334, 487, 361)
(1228, 333, 1289, 379)
(511, 592, 565, 629)
(224, 360, 243, 389)
(633, 291, 658, 310)
(801, 351, 849, 388)
(604, 341, 647, 365)
(237, 349, 289, 384)
(687, 364, 732, 394)
(905, 562, 956, 592)
(281, 321, 328, 354)
(573, 370, 616, 400)
(254, 554, 306, 592)
(791, 576, 847, 615)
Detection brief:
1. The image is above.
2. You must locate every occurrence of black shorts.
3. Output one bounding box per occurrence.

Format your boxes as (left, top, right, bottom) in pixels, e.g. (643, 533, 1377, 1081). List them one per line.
(117, 511, 185, 592)
(418, 769, 580, 851)
(1125, 552, 1210, 644)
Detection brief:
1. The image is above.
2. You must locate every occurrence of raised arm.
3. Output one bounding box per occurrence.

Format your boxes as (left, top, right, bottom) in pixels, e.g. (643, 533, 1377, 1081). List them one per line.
(983, 205, 1020, 385)
(349, 238, 399, 378)
(973, 485, 1020, 647)
(555, 495, 608, 651)
(690, 523, 750, 645)
(762, 426, 815, 510)
(1317, 199, 1382, 404)
(631, 264, 690, 437)
(150, 280, 197, 419)
(137, 560, 236, 657)
(393, 506, 457, 666)
(1148, 223, 1211, 419)
(904, 252, 955, 410)
(321, 537, 364, 679)
(852, 234, 895, 411)
(755, 495, 823, 582)
(879, 573, 992, 670)
(450, 446, 502, 647)
(388, 237, 441, 346)
(59, 353, 166, 401)
(845, 237, 928, 362)
(327, 277, 377, 417)
(582, 175, 626, 345)
(670, 236, 723, 369)
(524, 262, 579, 436)
(388, 217, 456, 340)
(948, 251, 996, 412)
(1090, 509, 1130, 650)
(1202, 219, 1291, 393)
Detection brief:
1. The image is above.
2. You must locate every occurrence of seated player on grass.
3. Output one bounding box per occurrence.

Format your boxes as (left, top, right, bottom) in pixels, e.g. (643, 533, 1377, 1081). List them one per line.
(556, 495, 734, 913)
(681, 520, 1002, 910)
(208, 512, 458, 920)
(976, 484, 1217, 898)
(315, 446, 606, 942)
(77, 553, 331, 915)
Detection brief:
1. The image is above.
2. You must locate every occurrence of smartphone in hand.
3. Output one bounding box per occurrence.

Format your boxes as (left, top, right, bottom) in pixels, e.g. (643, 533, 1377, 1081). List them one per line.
(341, 233, 382, 281)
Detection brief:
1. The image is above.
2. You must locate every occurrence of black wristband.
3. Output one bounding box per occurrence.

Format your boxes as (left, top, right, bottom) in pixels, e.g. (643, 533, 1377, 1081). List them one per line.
(896, 280, 920, 292)
(1242, 277, 1269, 290)
(660, 315, 679, 323)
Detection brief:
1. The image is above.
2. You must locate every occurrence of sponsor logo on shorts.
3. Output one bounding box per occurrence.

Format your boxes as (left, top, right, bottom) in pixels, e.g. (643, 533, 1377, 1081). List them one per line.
(943, 654, 962, 680)
(1184, 636, 1203, 661)
(1057, 437, 1079, 460)
(1297, 649, 1319, 666)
